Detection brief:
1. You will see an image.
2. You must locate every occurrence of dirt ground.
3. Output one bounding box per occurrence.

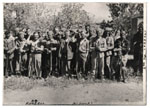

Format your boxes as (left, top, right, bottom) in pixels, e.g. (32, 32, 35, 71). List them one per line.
(3, 76, 145, 105)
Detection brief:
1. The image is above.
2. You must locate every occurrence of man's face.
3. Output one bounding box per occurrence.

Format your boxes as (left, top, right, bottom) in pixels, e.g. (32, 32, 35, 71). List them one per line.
(34, 33, 39, 40)
(122, 31, 126, 39)
(116, 30, 120, 36)
(15, 28, 20, 34)
(98, 29, 104, 38)
(48, 31, 53, 39)
(86, 26, 90, 31)
(27, 29, 30, 34)
(107, 31, 110, 37)
(6, 33, 10, 38)
(139, 27, 143, 34)
(81, 31, 86, 39)
(55, 28, 59, 34)
(65, 31, 70, 39)
(19, 33, 24, 41)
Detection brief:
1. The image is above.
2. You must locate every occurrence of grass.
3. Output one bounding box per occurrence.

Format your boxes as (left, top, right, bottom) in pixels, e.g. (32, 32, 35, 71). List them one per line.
(4, 73, 143, 92)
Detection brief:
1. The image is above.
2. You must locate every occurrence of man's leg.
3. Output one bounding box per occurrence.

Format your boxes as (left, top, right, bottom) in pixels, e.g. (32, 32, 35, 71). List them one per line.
(15, 56, 20, 75)
(82, 59, 86, 77)
(22, 54, 28, 76)
(106, 56, 111, 79)
(91, 53, 97, 76)
(49, 52, 52, 76)
(28, 54, 33, 77)
(35, 54, 42, 78)
(101, 57, 105, 80)
(5, 58, 9, 77)
(116, 56, 121, 81)
(9, 59, 14, 76)
(121, 66, 127, 82)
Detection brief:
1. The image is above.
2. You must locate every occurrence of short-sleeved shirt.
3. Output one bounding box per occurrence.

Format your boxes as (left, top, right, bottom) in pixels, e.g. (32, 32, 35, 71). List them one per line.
(106, 36, 114, 56)
(96, 37, 107, 58)
(30, 39, 43, 54)
(4, 37, 15, 59)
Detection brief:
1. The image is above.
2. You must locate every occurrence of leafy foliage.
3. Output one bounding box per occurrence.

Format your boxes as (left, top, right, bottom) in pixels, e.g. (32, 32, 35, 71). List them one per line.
(107, 3, 143, 32)
(4, 3, 92, 32)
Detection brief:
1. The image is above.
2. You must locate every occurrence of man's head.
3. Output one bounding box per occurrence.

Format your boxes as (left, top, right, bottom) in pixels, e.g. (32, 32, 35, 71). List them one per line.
(121, 30, 127, 39)
(81, 30, 87, 39)
(70, 29, 76, 36)
(105, 27, 112, 37)
(65, 30, 70, 39)
(85, 24, 90, 31)
(33, 32, 39, 41)
(55, 27, 59, 34)
(47, 31, 54, 40)
(138, 22, 143, 34)
(15, 27, 20, 33)
(96, 28, 104, 38)
(91, 28, 96, 37)
(19, 32, 25, 41)
(26, 28, 31, 34)
(5, 31, 10, 39)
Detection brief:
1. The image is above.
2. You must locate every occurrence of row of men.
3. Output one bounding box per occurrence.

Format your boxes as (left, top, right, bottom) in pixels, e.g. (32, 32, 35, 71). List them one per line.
(4, 26, 130, 82)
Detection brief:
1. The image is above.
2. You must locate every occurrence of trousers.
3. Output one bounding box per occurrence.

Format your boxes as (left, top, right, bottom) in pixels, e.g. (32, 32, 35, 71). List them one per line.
(28, 54, 42, 78)
(97, 54, 104, 79)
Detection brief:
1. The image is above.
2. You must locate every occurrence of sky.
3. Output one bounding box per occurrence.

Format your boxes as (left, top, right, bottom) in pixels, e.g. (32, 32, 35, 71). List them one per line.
(82, 2, 112, 22)
(45, 2, 111, 22)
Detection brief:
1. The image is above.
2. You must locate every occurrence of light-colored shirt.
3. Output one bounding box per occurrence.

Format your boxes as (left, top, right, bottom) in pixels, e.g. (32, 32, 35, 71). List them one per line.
(96, 37, 107, 58)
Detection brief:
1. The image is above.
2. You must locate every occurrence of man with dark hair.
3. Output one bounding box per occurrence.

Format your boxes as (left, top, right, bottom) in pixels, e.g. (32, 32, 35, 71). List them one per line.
(59, 30, 69, 76)
(15, 32, 29, 76)
(132, 22, 143, 76)
(111, 30, 129, 82)
(4, 31, 16, 77)
(28, 32, 44, 79)
(42, 31, 57, 78)
(53, 27, 61, 75)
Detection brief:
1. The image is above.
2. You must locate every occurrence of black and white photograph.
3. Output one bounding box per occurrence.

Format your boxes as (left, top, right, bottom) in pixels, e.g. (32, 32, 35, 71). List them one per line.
(3, 2, 146, 105)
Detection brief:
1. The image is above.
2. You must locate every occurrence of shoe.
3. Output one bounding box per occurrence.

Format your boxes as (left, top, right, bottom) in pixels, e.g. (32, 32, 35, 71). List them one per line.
(122, 80, 127, 83)
(5, 76, 8, 78)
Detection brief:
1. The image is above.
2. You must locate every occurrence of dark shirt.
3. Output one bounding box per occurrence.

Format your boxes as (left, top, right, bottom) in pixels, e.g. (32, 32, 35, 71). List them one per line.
(114, 38, 129, 56)
(132, 31, 143, 54)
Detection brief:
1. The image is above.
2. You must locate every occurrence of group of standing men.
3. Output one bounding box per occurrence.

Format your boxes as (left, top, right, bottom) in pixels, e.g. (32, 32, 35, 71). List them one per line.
(4, 24, 142, 83)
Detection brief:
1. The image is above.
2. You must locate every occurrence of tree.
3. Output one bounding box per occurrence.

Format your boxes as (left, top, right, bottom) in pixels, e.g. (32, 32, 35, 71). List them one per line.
(54, 3, 91, 28)
(107, 3, 143, 32)
(4, 3, 56, 32)
(4, 3, 93, 32)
